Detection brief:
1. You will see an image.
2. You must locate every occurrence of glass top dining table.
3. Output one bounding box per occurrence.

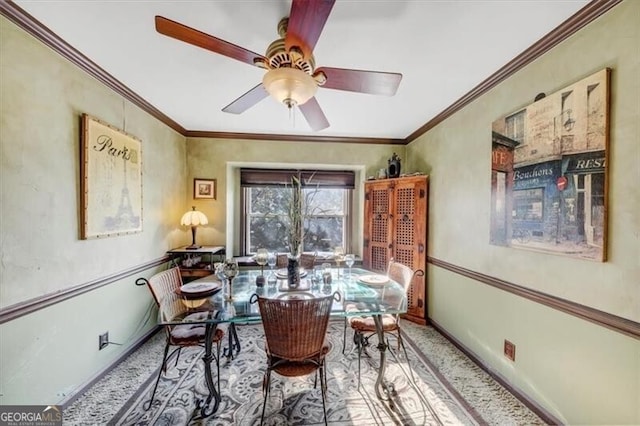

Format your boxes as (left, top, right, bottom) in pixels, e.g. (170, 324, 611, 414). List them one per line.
(157, 267, 406, 418)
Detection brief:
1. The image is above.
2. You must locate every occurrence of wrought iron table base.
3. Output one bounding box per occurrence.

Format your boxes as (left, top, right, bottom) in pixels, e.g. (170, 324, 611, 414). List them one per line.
(223, 323, 241, 359)
(372, 315, 397, 407)
(191, 322, 221, 420)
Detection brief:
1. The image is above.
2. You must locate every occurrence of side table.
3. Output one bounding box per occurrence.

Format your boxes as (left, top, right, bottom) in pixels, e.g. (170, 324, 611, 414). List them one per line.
(167, 245, 226, 282)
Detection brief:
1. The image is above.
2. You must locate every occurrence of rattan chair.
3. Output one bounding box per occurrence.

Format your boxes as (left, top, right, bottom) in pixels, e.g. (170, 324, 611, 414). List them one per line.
(276, 252, 316, 270)
(252, 292, 339, 425)
(143, 266, 183, 305)
(300, 252, 317, 270)
(136, 267, 224, 410)
(343, 260, 424, 386)
(275, 254, 288, 268)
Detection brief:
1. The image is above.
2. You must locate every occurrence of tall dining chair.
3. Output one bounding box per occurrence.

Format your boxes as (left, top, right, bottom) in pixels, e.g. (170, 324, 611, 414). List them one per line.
(136, 267, 224, 410)
(276, 252, 316, 270)
(299, 252, 317, 270)
(275, 253, 288, 268)
(143, 266, 183, 305)
(251, 292, 340, 426)
(343, 259, 424, 386)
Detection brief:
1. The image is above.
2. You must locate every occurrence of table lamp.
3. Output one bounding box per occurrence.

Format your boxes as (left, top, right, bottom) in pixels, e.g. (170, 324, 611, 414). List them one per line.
(181, 206, 208, 250)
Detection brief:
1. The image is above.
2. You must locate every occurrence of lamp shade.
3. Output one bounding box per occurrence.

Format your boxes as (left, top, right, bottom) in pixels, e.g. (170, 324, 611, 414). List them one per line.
(263, 67, 318, 107)
(181, 207, 208, 227)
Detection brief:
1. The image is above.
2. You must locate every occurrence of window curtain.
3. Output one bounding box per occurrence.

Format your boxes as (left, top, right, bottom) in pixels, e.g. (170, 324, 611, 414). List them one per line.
(240, 168, 355, 189)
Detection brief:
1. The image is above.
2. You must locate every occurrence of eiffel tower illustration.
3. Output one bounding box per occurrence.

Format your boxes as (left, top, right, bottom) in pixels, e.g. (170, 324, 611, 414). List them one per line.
(105, 153, 140, 230)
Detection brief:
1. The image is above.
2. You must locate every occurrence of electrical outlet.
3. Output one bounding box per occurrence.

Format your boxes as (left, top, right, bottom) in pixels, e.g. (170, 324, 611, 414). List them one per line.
(99, 332, 109, 350)
(504, 339, 516, 361)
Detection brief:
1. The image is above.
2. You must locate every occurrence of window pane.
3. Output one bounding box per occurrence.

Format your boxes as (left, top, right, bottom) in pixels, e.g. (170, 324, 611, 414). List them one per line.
(306, 188, 344, 215)
(249, 216, 288, 253)
(245, 187, 348, 255)
(512, 188, 544, 221)
(304, 217, 344, 252)
(505, 110, 525, 143)
(250, 187, 288, 215)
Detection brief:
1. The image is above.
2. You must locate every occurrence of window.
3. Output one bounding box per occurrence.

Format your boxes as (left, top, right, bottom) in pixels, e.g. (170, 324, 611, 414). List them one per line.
(512, 188, 544, 222)
(241, 169, 354, 255)
(590, 172, 605, 227)
(505, 110, 525, 144)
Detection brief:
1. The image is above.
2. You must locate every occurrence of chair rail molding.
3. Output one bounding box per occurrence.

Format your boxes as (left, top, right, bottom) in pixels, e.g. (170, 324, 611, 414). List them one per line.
(0, 256, 171, 324)
(427, 256, 639, 340)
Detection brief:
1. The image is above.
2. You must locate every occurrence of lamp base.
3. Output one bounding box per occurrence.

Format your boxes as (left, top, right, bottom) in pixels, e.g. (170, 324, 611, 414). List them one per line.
(185, 244, 201, 250)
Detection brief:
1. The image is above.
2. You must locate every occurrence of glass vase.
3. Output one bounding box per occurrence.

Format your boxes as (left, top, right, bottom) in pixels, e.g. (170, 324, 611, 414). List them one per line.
(286, 254, 300, 289)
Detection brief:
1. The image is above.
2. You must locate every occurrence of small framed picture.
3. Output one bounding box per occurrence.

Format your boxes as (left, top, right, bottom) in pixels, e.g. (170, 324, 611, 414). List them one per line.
(194, 178, 216, 199)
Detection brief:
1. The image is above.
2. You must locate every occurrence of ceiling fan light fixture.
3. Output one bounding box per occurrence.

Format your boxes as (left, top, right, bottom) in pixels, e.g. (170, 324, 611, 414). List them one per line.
(263, 67, 317, 108)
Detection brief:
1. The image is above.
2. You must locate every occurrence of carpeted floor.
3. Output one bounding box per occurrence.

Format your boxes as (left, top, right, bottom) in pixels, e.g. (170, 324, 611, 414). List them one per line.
(63, 321, 545, 425)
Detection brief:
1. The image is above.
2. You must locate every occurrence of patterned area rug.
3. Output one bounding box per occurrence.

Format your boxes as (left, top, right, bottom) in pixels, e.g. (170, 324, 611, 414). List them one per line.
(110, 321, 484, 425)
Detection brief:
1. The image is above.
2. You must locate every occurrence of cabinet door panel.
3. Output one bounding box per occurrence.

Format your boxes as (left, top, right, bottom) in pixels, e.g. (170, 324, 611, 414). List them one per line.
(392, 177, 427, 321)
(364, 175, 428, 323)
(364, 181, 392, 272)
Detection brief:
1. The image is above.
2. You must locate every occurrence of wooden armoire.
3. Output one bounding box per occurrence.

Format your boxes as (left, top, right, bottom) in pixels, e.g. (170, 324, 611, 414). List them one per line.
(363, 175, 428, 324)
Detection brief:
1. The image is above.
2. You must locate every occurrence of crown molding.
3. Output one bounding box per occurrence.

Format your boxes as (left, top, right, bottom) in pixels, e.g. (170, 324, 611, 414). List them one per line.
(185, 130, 405, 145)
(0, 0, 186, 135)
(1, 0, 622, 144)
(0, 0, 402, 144)
(406, 0, 623, 142)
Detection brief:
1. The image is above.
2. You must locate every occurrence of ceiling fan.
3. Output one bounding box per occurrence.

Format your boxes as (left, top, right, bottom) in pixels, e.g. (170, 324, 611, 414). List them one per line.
(155, 0, 402, 131)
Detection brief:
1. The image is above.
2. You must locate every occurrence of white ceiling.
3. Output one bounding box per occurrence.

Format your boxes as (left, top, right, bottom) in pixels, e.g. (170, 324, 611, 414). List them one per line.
(14, 0, 590, 140)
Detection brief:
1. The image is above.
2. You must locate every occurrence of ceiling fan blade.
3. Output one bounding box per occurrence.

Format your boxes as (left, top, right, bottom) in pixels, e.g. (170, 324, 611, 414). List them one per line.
(285, 0, 335, 58)
(222, 84, 269, 114)
(316, 67, 403, 96)
(155, 16, 265, 67)
(299, 97, 330, 131)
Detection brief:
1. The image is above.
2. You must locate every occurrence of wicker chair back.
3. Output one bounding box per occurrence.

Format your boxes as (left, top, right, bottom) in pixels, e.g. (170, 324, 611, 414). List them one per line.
(146, 267, 183, 306)
(299, 253, 317, 270)
(386, 260, 416, 293)
(275, 253, 317, 270)
(275, 254, 288, 268)
(258, 294, 334, 361)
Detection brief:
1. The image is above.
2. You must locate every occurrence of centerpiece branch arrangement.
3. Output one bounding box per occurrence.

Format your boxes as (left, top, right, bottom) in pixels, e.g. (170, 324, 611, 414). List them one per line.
(287, 175, 304, 258)
(284, 172, 330, 289)
(285, 175, 304, 288)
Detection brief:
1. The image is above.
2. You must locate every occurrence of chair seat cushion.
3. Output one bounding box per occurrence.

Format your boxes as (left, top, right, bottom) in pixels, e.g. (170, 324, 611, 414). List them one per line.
(169, 312, 224, 344)
(270, 343, 330, 377)
(348, 314, 398, 332)
(273, 361, 320, 377)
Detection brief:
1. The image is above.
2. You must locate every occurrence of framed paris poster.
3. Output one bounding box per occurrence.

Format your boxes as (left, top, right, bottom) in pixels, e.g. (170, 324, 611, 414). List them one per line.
(489, 68, 610, 261)
(80, 114, 143, 239)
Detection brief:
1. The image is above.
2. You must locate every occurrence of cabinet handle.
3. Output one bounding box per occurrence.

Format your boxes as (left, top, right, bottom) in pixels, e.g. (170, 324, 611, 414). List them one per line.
(418, 244, 424, 253)
(402, 214, 409, 221)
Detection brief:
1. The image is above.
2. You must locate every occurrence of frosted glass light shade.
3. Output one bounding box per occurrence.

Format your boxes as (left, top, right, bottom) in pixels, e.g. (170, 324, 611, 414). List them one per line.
(180, 208, 208, 226)
(263, 67, 318, 107)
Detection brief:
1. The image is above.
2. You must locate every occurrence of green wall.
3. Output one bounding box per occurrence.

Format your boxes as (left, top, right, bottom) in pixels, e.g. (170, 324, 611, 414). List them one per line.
(0, 14, 407, 405)
(1, 2, 638, 423)
(0, 16, 188, 404)
(405, 1, 639, 424)
(185, 137, 406, 256)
